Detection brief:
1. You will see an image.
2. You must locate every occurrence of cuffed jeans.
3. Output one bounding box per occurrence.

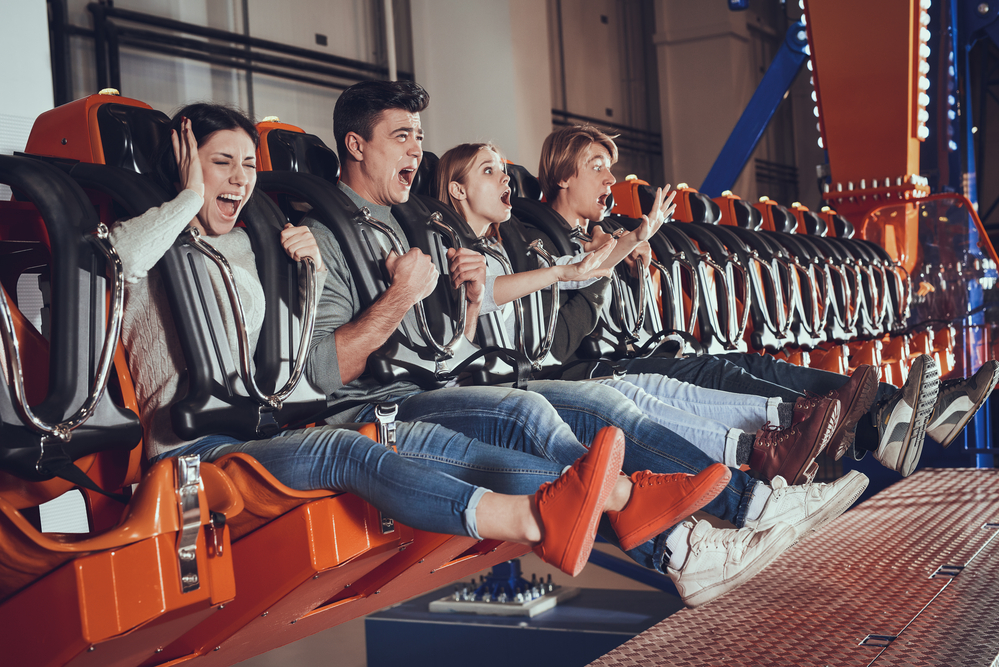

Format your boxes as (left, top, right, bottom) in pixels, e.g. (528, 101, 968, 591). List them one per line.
(358, 383, 761, 573)
(156, 421, 564, 539)
(595, 374, 777, 465)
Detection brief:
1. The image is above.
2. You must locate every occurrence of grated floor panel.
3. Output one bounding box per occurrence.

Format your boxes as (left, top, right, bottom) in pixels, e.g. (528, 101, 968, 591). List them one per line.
(590, 468, 999, 667)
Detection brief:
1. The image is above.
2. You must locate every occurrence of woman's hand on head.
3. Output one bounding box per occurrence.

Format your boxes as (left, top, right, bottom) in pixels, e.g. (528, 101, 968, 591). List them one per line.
(280, 224, 324, 270)
(172, 117, 205, 199)
(635, 185, 676, 242)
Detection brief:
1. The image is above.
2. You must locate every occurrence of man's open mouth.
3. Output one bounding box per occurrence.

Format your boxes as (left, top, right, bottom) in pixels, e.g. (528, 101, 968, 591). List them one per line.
(399, 167, 416, 187)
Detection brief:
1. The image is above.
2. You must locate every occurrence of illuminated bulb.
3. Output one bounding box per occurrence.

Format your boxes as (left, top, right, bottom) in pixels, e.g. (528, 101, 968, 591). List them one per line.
(759, 196, 770, 202)
(920, 27, 931, 43)
(800, 13, 806, 25)
(799, 0, 804, 8)
(948, 109, 956, 120)
(918, 109, 929, 122)
(918, 125, 930, 140)
(920, 11, 930, 25)
(807, 59, 813, 71)
(919, 92, 930, 106)
(803, 44, 811, 56)
(811, 91, 818, 102)
(920, 0, 931, 10)
(816, 122, 821, 132)
(809, 76, 814, 85)
(817, 137, 824, 148)
(948, 65, 955, 77)
(722, 190, 733, 196)
(918, 76, 930, 91)
(919, 61, 930, 74)
(813, 106, 820, 117)
(798, 30, 807, 42)
(949, 140, 958, 151)
(948, 94, 956, 106)
(919, 43, 931, 58)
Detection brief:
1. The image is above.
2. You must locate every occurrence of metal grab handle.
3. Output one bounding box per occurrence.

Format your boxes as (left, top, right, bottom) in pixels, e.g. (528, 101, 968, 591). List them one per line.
(526, 239, 561, 367)
(729, 257, 752, 344)
(650, 258, 681, 331)
(355, 207, 463, 361)
(186, 227, 318, 410)
(568, 225, 646, 341)
(424, 212, 469, 353)
(744, 249, 789, 338)
(652, 250, 700, 335)
(474, 237, 526, 358)
(0, 223, 124, 444)
(823, 260, 852, 331)
(841, 260, 864, 330)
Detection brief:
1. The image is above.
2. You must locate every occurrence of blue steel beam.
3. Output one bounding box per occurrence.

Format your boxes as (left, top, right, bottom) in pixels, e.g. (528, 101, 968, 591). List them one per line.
(700, 21, 809, 197)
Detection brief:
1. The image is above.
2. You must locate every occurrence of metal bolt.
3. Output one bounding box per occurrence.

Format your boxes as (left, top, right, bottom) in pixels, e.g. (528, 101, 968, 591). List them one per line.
(156, 649, 164, 653)
(61, 138, 68, 145)
(87, 647, 95, 653)
(214, 646, 221, 651)
(313, 574, 319, 579)
(979, 3, 990, 15)
(345, 583, 351, 588)
(262, 611, 269, 617)
(375, 590, 381, 594)
(418, 559, 424, 564)
(218, 604, 225, 610)
(290, 620, 297, 625)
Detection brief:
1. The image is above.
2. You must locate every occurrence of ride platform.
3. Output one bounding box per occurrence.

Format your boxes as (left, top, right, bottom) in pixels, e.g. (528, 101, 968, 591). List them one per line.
(591, 467, 999, 666)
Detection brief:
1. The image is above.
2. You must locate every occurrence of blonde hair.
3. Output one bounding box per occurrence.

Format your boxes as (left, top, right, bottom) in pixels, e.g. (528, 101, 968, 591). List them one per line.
(538, 125, 618, 202)
(435, 142, 506, 238)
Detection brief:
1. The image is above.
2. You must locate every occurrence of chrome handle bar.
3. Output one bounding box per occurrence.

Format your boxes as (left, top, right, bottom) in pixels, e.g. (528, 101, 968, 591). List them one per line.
(0, 224, 124, 446)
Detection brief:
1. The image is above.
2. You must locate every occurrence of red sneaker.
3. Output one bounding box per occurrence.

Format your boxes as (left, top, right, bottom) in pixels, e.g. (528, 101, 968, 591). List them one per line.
(532, 426, 625, 576)
(607, 463, 732, 551)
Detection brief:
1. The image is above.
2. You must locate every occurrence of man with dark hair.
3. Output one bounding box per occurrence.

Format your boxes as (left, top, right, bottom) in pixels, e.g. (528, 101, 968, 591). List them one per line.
(299, 80, 872, 607)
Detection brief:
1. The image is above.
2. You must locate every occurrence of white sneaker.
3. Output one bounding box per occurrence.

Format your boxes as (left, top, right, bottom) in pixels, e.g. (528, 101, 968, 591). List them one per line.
(926, 360, 999, 447)
(666, 519, 796, 608)
(873, 354, 939, 476)
(743, 470, 869, 538)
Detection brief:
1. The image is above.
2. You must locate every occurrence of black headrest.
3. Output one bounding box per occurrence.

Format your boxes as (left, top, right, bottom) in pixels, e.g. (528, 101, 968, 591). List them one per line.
(411, 150, 438, 197)
(686, 191, 722, 224)
(96, 103, 170, 175)
(506, 164, 542, 201)
(770, 205, 798, 233)
(832, 214, 855, 238)
(265, 129, 340, 183)
(801, 209, 827, 236)
(732, 199, 761, 230)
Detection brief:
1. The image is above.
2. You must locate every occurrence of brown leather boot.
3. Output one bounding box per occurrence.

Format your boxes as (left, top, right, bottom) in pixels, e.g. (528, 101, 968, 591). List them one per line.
(749, 396, 841, 485)
(808, 364, 879, 460)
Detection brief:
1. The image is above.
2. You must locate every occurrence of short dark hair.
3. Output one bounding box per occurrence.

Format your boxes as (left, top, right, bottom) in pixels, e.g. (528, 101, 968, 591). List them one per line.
(156, 102, 259, 191)
(333, 80, 430, 159)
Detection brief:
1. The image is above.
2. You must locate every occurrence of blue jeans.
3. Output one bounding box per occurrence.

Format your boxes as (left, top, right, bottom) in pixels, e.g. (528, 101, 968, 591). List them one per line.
(596, 374, 777, 465)
(157, 421, 561, 539)
(622, 352, 898, 455)
(360, 383, 761, 573)
(711, 352, 897, 455)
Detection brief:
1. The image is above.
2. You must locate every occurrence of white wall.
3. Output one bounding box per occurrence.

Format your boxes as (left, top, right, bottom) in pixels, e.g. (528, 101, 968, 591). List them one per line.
(410, 0, 552, 170)
(0, 0, 54, 199)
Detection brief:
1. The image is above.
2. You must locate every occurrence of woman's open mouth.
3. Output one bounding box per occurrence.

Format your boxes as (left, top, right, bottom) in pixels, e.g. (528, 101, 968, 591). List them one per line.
(217, 193, 243, 218)
(500, 189, 512, 207)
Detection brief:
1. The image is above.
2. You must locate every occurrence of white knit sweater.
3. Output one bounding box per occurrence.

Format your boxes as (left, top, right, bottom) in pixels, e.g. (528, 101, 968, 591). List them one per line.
(110, 190, 267, 459)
